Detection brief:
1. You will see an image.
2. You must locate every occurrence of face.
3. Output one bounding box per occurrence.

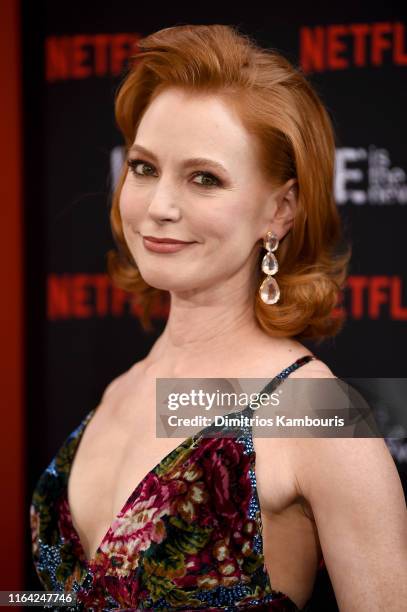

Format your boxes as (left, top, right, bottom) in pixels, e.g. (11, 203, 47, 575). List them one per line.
(119, 87, 284, 296)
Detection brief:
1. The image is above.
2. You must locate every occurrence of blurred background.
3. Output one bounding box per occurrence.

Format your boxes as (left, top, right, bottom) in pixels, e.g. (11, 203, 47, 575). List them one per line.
(1, 0, 406, 601)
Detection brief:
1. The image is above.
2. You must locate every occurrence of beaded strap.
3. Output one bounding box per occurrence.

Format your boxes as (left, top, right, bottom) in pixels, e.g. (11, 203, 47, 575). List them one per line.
(235, 354, 316, 608)
(275, 354, 316, 380)
(247, 354, 316, 409)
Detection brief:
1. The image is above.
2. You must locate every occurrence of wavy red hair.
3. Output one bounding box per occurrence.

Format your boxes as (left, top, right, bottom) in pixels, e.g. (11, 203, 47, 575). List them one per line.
(106, 24, 351, 340)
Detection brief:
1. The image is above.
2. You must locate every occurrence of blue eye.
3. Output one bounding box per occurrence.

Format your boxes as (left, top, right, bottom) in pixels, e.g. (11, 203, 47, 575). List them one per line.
(126, 158, 222, 188)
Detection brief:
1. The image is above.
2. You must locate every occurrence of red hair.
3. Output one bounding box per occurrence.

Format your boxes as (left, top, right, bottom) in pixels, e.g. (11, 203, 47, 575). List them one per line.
(106, 24, 351, 340)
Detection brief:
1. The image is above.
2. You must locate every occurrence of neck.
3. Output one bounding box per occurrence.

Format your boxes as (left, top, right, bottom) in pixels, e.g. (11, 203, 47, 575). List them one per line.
(146, 266, 267, 374)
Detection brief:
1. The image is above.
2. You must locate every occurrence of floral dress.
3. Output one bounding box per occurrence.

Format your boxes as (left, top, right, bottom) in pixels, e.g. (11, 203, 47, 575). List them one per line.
(30, 355, 328, 611)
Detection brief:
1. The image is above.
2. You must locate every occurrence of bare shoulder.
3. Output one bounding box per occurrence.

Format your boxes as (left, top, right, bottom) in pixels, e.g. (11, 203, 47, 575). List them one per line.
(290, 357, 336, 378)
(283, 340, 336, 379)
(258, 336, 336, 380)
(100, 359, 146, 404)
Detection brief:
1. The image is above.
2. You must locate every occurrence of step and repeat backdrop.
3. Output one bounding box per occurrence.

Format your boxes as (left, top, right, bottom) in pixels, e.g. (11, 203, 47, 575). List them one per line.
(23, 2, 407, 600)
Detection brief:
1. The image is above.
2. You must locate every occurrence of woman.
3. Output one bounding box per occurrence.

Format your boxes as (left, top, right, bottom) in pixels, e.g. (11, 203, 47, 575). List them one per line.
(30, 24, 407, 611)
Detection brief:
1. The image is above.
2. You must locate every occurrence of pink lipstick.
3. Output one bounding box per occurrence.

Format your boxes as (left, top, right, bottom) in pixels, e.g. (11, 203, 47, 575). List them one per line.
(142, 235, 196, 253)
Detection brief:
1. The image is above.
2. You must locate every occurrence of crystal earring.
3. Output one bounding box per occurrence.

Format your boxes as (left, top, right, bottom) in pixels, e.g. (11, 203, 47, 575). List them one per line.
(259, 231, 280, 305)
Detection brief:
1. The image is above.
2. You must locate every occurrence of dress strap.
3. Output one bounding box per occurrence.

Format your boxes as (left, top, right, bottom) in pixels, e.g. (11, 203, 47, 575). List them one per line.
(199, 354, 317, 438)
(275, 354, 316, 382)
(246, 354, 316, 411)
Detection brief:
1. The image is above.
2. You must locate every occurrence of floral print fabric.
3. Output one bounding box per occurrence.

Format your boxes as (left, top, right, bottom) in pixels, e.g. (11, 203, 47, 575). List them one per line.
(30, 355, 324, 610)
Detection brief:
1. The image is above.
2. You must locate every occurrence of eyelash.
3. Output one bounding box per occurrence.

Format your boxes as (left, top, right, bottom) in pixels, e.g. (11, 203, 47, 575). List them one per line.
(126, 158, 222, 188)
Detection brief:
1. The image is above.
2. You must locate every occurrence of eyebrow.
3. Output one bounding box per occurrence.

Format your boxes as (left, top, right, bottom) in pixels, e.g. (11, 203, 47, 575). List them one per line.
(128, 143, 229, 175)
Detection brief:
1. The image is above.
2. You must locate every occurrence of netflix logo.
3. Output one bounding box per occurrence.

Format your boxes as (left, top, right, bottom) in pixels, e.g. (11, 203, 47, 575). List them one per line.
(45, 33, 140, 81)
(300, 22, 407, 72)
(47, 273, 169, 320)
(336, 276, 407, 320)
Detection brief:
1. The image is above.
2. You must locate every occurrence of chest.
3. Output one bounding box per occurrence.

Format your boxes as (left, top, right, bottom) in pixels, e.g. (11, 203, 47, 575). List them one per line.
(68, 384, 177, 552)
(67, 382, 312, 565)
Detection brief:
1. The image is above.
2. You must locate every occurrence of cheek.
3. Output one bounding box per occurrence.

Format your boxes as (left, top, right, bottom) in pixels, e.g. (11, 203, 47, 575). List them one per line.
(212, 201, 258, 245)
(196, 200, 257, 256)
(119, 182, 143, 226)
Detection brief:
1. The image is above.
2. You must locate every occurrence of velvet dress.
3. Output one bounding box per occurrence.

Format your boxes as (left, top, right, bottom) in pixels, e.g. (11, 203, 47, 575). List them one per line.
(31, 354, 334, 611)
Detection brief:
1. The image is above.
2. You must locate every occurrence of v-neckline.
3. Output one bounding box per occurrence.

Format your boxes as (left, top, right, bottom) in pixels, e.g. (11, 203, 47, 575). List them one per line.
(65, 407, 199, 567)
(63, 405, 309, 611)
(62, 354, 316, 589)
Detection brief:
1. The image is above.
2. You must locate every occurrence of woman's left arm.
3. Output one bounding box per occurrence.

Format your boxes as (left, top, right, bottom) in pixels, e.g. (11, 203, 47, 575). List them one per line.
(295, 436, 407, 612)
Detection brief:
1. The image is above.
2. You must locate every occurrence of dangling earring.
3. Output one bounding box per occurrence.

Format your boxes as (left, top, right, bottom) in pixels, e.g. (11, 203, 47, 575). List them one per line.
(259, 231, 280, 305)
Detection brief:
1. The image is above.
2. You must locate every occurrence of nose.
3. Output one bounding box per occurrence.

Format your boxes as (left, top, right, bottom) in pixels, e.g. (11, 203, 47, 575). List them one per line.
(146, 177, 182, 224)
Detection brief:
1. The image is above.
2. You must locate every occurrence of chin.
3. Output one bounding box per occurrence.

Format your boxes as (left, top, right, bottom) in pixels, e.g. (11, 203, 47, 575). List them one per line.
(138, 267, 194, 292)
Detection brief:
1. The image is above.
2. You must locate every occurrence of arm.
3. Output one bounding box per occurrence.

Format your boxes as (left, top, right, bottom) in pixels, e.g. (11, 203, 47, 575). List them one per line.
(294, 436, 407, 611)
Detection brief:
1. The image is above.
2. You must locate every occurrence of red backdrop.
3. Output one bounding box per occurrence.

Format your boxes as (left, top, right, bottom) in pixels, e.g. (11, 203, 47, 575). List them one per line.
(0, 0, 24, 591)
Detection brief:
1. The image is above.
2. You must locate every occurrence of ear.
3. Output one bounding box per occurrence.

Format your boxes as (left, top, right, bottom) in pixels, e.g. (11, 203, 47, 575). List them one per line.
(268, 178, 299, 240)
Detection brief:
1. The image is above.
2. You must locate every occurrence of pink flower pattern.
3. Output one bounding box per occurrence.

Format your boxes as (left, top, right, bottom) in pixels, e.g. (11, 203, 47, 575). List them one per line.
(30, 356, 327, 610)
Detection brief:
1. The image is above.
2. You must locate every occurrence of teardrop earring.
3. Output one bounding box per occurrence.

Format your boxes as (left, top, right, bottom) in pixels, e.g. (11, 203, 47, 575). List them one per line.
(259, 231, 280, 305)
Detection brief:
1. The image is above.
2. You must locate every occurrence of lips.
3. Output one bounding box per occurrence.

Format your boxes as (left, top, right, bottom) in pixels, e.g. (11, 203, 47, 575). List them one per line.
(142, 235, 194, 244)
(141, 234, 196, 254)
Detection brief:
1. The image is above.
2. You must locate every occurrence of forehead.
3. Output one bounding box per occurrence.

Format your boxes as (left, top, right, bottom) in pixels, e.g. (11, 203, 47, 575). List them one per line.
(134, 88, 258, 168)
